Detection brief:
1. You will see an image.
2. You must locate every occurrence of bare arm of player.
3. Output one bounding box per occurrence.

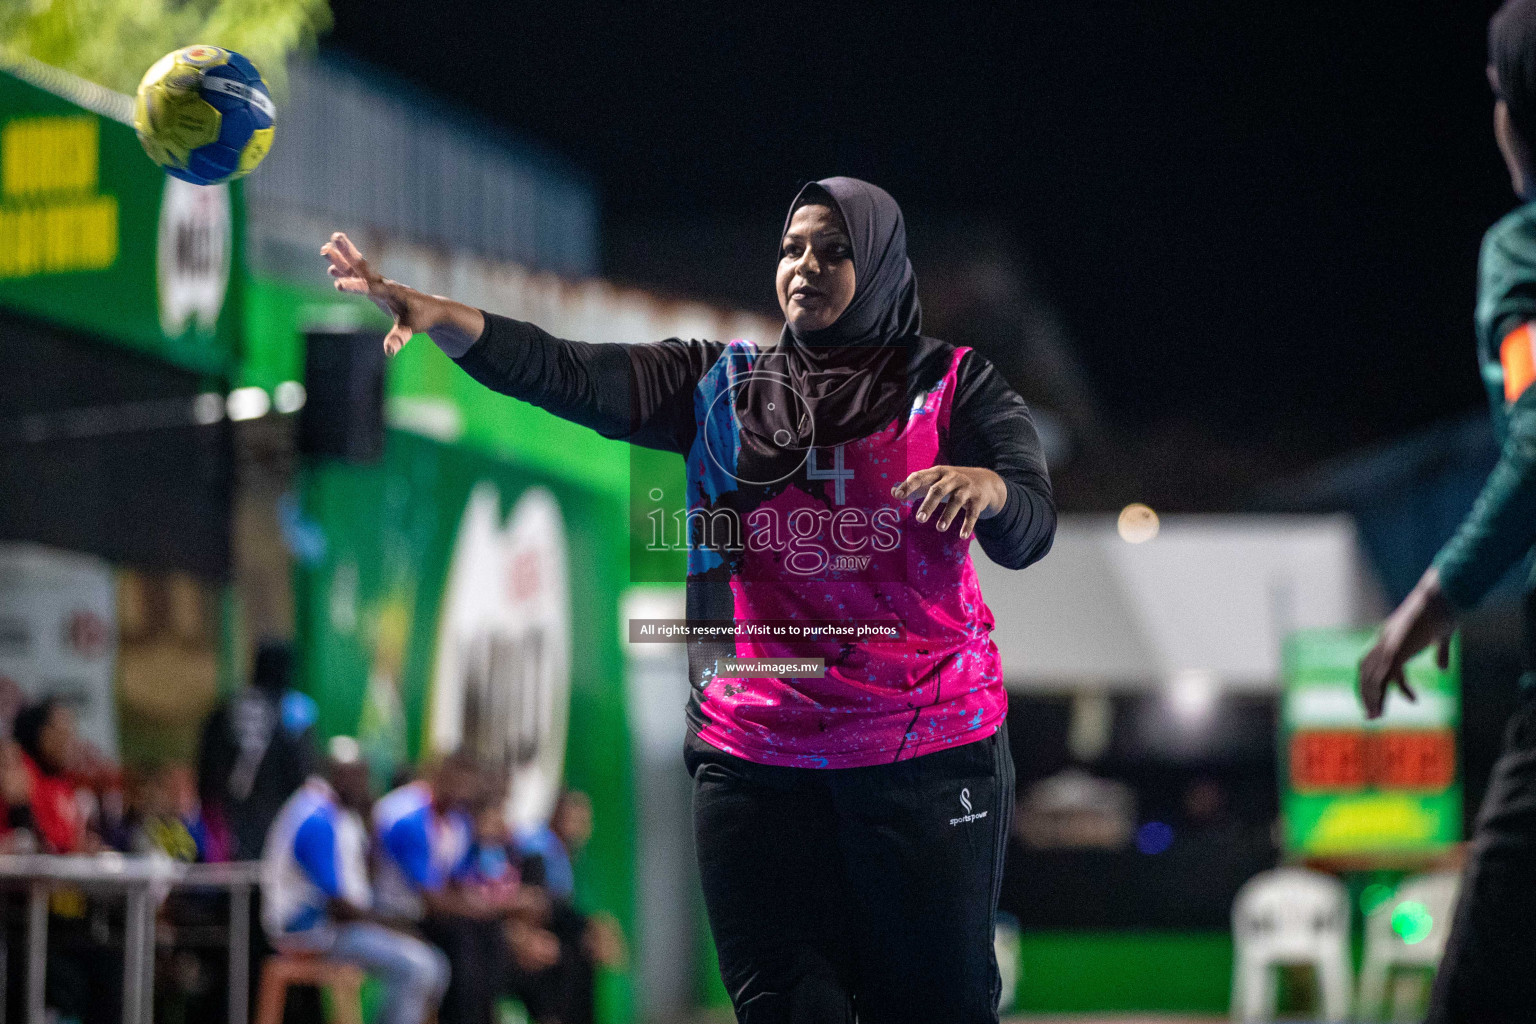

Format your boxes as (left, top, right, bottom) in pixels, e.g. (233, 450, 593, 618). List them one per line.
(321, 232, 484, 357)
(1358, 566, 1455, 720)
(890, 467, 1008, 541)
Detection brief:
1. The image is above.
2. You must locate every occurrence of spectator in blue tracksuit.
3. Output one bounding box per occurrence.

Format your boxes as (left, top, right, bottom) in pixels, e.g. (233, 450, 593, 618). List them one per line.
(375, 754, 519, 1024)
(514, 790, 626, 1024)
(262, 737, 448, 1024)
(513, 790, 583, 903)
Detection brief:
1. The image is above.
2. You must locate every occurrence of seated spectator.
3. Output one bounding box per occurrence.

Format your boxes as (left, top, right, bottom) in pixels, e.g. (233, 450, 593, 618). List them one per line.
(462, 795, 555, 926)
(130, 762, 209, 862)
(127, 760, 227, 1022)
(514, 790, 584, 902)
(462, 797, 562, 1022)
(70, 738, 121, 848)
(374, 754, 520, 1024)
(515, 790, 627, 1024)
(12, 697, 100, 854)
(263, 736, 448, 1024)
(463, 798, 519, 900)
(8, 698, 119, 1023)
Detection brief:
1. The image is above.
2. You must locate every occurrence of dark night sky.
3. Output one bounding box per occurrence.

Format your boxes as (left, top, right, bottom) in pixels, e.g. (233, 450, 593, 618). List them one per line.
(327, 1, 1514, 461)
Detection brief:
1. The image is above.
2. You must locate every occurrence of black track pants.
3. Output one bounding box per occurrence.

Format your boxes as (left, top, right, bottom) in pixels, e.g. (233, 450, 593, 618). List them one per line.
(1425, 693, 1536, 1024)
(687, 722, 1015, 1024)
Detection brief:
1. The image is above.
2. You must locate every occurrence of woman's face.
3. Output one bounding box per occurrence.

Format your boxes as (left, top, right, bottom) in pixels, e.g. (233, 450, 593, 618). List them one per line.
(777, 202, 857, 334)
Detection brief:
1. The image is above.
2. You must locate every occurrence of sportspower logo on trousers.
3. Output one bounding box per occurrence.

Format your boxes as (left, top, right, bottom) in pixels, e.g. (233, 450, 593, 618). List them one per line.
(950, 787, 988, 827)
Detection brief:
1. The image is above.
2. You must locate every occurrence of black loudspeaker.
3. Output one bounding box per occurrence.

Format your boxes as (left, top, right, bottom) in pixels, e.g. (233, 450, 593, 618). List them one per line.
(299, 327, 386, 462)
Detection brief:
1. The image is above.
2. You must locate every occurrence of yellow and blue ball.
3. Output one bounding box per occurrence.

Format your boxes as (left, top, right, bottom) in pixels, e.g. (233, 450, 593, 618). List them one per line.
(133, 45, 275, 186)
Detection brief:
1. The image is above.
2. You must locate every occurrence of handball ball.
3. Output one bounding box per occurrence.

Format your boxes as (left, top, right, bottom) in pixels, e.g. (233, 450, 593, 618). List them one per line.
(133, 45, 275, 186)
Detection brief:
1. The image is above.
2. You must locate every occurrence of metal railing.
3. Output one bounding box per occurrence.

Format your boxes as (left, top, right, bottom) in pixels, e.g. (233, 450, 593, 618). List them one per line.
(0, 854, 263, 1024)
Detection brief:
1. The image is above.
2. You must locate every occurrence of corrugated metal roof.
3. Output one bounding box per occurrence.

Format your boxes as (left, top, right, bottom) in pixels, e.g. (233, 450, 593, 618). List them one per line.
(246, 55, 598, 277)
(3, 51, 598, 275)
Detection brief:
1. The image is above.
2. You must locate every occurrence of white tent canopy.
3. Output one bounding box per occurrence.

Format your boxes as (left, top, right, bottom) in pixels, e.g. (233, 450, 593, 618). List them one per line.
(972, 514, 1382, 691)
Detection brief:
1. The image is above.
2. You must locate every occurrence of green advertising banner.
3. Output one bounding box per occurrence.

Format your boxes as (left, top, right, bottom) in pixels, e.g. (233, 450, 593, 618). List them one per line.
(1281, 628, 1461, 857)
(0, 67, 239, 376)
(298, 428, 636, 1022)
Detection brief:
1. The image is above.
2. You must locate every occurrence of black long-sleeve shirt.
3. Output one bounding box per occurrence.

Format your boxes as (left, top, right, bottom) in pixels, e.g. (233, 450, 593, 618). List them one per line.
(455, 312, 1056, 571)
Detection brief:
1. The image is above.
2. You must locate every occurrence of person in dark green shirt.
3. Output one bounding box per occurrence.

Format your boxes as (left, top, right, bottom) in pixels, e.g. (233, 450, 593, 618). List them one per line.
(1359, 3, 1536, 1019)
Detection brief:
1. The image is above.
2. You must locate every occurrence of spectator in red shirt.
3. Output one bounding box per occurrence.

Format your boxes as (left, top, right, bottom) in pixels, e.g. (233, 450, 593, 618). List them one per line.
(6, 699, 117, 1023)
(12, 697, 96, 854)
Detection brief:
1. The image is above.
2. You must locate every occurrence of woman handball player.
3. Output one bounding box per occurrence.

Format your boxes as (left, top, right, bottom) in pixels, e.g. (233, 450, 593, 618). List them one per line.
(322, 176, 1056, 1024)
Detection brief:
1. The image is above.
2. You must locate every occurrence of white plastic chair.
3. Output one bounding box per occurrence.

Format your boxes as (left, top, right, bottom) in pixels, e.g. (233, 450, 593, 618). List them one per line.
(1230, 867, 1352, 1022)
(1356, 871, 1460, 1021)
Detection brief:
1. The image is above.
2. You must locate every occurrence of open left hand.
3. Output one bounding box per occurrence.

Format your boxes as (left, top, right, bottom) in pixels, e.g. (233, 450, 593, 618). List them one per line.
(892, 466, 1007, 540)
(1358, 567, 1456, 719)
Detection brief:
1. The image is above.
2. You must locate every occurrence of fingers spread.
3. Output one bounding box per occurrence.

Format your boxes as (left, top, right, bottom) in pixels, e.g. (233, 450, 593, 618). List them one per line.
(891, 467, 992, 538)
(332, 232, 365, 265)
(321, 240, 354, 275)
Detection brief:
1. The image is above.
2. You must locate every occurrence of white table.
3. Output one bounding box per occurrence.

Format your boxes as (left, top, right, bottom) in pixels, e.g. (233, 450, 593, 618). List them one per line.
(0, 854, 263, 1024)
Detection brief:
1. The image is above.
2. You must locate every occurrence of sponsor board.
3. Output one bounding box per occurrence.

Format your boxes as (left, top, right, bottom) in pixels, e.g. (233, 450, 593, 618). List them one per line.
(430, 483, 572, 831)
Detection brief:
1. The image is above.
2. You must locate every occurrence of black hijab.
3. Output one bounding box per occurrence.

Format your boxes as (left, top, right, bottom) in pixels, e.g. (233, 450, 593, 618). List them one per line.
(738, 177, 922, 458)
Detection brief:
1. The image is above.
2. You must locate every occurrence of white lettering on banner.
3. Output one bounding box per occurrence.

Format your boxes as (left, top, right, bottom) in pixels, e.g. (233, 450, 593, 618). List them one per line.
(157, 176, 230, 336)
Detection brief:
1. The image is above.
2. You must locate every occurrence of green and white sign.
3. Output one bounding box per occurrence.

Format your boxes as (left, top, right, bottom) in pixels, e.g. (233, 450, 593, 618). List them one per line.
(0, 68, 239, 375)
(298, 429, 637, 1022)
(1280, 628, 1461, 857)
(430, 482, 572, 832)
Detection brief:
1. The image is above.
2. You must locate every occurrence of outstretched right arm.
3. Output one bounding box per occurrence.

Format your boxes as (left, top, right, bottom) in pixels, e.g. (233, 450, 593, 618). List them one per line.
(322, 232, 484, 358)
(321, 232, 721, 453)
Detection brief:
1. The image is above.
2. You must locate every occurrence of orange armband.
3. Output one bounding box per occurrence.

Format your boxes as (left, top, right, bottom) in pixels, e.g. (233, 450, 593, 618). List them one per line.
(1502, 322, 1536, 403)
